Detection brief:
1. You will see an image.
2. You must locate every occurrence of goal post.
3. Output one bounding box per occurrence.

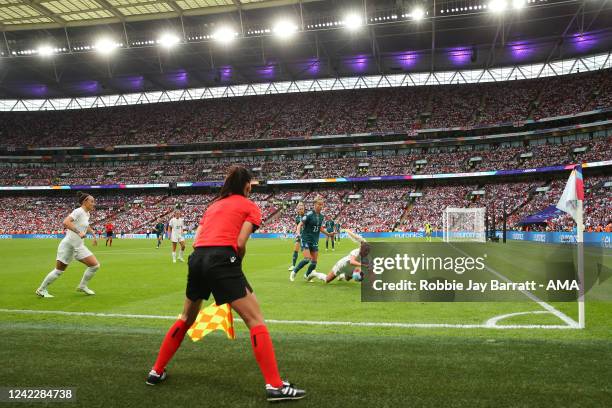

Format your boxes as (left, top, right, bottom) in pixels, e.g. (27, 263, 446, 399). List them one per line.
(443, 207, 486, 243)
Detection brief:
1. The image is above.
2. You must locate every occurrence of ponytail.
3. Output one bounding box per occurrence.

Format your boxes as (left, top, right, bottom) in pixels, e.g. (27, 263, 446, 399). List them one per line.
(215, 165, 253, 202)
(77, 191, 90, 205)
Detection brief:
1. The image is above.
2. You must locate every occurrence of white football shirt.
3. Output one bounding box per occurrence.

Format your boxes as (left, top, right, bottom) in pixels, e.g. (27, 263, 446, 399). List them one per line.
(65, 207, 90, 245)
(169, 217, 185, 235)
(334, 248, 361, 272)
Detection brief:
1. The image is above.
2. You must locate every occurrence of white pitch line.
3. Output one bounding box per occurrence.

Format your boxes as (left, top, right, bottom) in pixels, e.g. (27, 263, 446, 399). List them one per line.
(450, 245, 579, 328)
(95, 250, 168, 256)
(0, 308, 578, 330)
(485, 310, 552, 327)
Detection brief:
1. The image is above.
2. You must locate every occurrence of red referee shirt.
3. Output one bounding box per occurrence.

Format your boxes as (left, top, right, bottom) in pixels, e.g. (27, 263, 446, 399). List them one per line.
(194, 194, 262, 250)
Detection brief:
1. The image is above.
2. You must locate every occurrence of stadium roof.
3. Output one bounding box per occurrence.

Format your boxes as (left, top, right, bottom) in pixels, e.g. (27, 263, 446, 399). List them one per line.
(0, 0, 611, 99)
(0, 0, 317, 30)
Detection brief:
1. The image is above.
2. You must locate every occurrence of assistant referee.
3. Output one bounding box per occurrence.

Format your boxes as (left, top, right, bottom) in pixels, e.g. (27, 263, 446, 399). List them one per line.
(146, 165, 306, 402)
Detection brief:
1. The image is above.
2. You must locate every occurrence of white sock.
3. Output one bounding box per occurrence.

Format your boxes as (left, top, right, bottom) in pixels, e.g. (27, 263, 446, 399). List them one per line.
(179, 249, 184, 259)
(79, 264, 100, 288)
(40, 268, 63, 290)
(314, 272, 327, 281)
(172, 251, 176, 261)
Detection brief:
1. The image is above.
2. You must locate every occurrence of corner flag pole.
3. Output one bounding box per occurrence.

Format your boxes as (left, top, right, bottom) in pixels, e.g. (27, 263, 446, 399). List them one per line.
(555, 164, 585, 328)
(577, 199, 585, 329)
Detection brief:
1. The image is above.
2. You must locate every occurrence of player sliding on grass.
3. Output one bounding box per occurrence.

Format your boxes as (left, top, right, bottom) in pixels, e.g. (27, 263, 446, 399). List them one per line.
(310, 229, 370, 283)
(35, 191, 100, 298)
(146, 166, 306, 402)
(167, 209, 186, 263)
(289, 196, 335, 282)
(288, 202, 306, 271)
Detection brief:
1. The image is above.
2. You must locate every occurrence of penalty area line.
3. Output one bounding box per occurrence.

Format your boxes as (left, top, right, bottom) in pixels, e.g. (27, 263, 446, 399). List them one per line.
(0, 308, 578, 330)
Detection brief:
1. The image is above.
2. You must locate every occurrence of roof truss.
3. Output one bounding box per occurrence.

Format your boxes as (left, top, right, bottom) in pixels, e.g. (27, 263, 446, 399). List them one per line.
(0, 0, 315, 30)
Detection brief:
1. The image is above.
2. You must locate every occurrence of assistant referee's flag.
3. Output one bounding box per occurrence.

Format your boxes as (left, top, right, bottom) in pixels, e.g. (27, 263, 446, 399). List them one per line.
(187, 303, 236, 342)
(555, 164, 584, 224)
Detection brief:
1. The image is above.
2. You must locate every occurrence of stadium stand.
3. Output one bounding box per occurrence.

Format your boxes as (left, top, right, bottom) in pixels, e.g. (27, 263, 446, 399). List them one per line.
(0, 70, 610, 236)
(0, 70, 610, 148)
(1, 173, 610, 235)
(0, 135, 610, 186)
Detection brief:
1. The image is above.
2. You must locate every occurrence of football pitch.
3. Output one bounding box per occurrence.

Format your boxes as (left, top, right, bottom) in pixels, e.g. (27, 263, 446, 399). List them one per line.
(1, 238, 611, 407)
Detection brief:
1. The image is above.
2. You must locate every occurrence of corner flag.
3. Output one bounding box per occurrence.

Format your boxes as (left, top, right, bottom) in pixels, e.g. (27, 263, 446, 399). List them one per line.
(555, 164, 584, 223)
(187, 303, 236, 342)
(555, 164, 586, 329)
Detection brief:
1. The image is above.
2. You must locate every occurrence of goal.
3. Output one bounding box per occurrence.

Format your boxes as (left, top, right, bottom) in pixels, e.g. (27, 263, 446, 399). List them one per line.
(442, 207, 486, 243)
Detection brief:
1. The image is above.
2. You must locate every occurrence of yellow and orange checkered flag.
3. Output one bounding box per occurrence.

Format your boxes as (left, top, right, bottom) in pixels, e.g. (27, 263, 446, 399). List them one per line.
(187, 303, 236, 342)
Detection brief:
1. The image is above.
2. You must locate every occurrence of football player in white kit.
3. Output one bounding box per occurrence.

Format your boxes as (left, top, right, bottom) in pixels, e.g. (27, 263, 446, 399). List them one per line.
(35, 191, 100, 298)
(167, 209, 186, 263)
(309, 229, 370, 283)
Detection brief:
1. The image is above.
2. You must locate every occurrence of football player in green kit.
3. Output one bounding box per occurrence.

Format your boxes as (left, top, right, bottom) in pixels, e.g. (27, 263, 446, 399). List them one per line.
(154, 221, 166, 249)
(288, 202, 306, 271)
(290, 196, 335, 282)
(324, 218, 335, 251)
(334, 220, 341, 244)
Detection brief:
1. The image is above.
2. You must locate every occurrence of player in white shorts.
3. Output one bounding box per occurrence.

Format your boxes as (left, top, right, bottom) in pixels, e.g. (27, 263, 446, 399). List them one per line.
(167, 209, 186, 263)
(35, 191, 100, 298)
(309, 229, 370, 283)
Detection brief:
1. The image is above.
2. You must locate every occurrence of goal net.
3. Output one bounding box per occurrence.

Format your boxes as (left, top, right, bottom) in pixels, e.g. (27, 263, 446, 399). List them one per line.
(443, 207, 486, 243)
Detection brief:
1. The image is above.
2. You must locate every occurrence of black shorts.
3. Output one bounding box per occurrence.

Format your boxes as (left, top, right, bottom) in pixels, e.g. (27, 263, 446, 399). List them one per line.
(106, 231, 113, 238)
(186, 246, 253, 304)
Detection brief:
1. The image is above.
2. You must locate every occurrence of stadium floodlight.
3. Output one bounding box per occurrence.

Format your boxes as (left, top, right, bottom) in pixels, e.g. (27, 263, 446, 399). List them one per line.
(411, 7, 425, 21)
(95, 38, 119, 55)
(213, 26, 238, 44)
(273, 20, 298, 39)
(158, 33, 181, 48)
(512, 0, 526, 9)
(343, 13, 363, 30)
(489, 0, 508, 13)
(37, 45, 54, 57)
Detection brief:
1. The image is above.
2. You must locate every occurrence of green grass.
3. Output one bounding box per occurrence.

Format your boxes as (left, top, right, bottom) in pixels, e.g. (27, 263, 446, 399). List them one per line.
(1, 238, 611, 407)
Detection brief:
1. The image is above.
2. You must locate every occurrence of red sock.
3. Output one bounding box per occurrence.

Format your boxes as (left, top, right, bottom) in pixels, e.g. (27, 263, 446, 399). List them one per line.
(250, 325, 283, 388)
(152, 319, 189, 373)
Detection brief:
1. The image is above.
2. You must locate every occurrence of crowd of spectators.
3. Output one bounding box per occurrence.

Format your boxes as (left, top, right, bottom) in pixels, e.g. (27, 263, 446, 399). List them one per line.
(0, 70, 610, 148)
(477, 79, 541, 125)
(0, 196, 73, 235)
(399, 185, 475, 232)
(338, 187, 410, 232)
(583, 177, 612, 232)
(0, 172, 608, 235)
(1, 135, 608, 187)
(101, 195, 170, 234)
(509, 175, 611, 232)
(532, 72, 604, 120)
(259, 190, 349, 233)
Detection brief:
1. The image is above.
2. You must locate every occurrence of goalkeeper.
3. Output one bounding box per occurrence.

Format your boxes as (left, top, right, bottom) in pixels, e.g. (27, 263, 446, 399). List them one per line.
(424, 222, 433, 242)
(310, 229, 370, 283)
